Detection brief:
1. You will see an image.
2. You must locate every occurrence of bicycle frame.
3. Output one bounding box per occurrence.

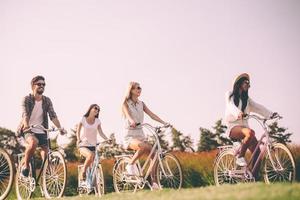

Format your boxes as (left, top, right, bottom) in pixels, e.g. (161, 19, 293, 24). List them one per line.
(17, 125, 63, 190)
(234, 115, 281, 176)
(78, 141, 109, 194)
(85, 144, 101, 189)
(120, 123, 171, 187)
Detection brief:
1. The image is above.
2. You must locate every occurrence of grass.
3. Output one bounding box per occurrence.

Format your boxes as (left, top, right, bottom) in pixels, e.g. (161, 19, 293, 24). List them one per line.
(6, 145, 300, 199)
(32, 183, 300, 200)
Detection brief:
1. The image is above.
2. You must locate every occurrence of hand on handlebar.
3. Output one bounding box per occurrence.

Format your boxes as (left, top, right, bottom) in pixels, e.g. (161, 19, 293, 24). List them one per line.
(22, 126, 32, 133)
(105, 138, 113, 144)
(129, 121, 138, 128)
(238, 112, 244, 119)
(270, 112, 281, 119)
(59, 128, 67, 135)
(163, 122, 172, 128)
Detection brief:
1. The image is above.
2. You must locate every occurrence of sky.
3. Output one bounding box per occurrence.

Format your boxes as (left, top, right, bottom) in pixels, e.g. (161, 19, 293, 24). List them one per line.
(0, 0, 300, 146)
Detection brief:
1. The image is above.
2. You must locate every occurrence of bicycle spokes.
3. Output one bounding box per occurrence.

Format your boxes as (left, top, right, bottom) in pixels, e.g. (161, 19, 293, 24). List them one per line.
(113, 158, 139, 193)
(264, 143, 296, 183)
(42, 151, 67, 198)
(214, 150, 243, 185)
(16, 162, 34, 200)
(0, 151, 14, 200)
(157, 153, 182, 189)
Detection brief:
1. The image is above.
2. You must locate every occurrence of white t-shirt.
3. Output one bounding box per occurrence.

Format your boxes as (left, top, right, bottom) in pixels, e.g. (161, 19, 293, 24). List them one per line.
(29, 100, 44, 134)
(79, 117, 101, 147)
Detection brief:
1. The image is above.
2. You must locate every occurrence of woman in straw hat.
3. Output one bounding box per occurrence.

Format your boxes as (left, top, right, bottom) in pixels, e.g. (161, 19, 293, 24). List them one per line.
(224, 73, 276, 175)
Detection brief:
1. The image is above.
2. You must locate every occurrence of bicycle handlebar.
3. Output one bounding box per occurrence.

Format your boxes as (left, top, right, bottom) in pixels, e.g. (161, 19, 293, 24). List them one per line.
(24, 125, 65, 133)
(138, 123, 172, 130)
(243, 113, 282, 121)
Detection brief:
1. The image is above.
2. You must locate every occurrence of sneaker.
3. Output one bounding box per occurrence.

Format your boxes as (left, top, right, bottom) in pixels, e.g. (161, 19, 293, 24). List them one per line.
(21, 166, 29, 177)
(126, 164, 139, 176)
(236, 157, 247, 167)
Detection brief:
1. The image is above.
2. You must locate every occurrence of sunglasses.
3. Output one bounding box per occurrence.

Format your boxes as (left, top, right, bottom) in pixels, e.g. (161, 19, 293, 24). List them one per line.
(244, 80, 250, 85)
(94, 107, 100, 111)
(35, 83, 46, 87)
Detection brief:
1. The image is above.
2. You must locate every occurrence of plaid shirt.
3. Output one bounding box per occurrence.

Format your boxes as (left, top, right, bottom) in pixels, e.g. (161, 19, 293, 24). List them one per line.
(21, 94, 57, 129)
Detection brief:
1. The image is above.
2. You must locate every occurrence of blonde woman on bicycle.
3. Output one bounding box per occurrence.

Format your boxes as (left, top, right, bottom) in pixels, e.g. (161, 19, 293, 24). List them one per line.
(225, 73, 276, 177)
(76, 104, 109, 180)
(122, 81, 168, 189)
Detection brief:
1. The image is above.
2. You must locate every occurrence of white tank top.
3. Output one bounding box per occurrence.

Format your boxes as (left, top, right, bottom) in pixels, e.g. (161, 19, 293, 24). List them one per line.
(125, 99, 144, 129)
(79, 117, 101, 146)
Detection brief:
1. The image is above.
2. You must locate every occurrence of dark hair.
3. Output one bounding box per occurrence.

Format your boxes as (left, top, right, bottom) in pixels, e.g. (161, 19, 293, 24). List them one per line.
(31, 75, 45, 88)
(229, 77, 249, 112)
(84, 104, 100, 118)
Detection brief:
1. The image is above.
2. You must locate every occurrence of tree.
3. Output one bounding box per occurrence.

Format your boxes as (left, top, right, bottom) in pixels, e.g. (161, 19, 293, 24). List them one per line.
(182, 135, 195, 152)
(197, 127, 219, 152)
(148, 129, 170, 151)
(171, 128, 186, 151)
(213, 119, 232, 146)
(61, 128, 79, 161)
(197, 119, 231, 152)
(98, 133, 125, 159)
(0, 127, 24, 154)
(268, 122, 292, 144)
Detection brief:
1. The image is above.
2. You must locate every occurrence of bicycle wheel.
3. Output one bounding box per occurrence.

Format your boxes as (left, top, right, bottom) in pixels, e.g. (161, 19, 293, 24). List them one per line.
(156, 153, 183, 190)
(95, 164, 105, 196)
(113, 157, 138, 193)
(264, 143, 296, 183)
(15, 160, 34, 200)
(42, 151, 67, 198)
(0, 148, 14, 200)
(214, 149, 241, 186)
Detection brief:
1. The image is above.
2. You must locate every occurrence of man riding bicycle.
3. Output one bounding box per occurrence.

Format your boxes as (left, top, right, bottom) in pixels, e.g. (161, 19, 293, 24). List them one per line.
(17, 75, 65, 177)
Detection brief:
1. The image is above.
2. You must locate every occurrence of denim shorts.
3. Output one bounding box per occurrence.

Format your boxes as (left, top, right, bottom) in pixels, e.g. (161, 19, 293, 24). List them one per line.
(79, 146, 96, 152)
(25, 132, 48, 147)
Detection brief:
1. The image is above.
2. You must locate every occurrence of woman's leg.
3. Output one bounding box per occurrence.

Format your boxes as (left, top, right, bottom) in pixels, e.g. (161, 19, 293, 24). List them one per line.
(230, 126, 255, 157)
(247, 134, 261, 177)
(128, 139, 152, 164)
(79, 147, 95, 179)
(230, 126, 261, 177)
(150, 159, 159, 186)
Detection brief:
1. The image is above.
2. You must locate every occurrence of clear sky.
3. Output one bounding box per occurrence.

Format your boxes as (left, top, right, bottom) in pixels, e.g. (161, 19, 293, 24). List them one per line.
(1, 0, 300, 145)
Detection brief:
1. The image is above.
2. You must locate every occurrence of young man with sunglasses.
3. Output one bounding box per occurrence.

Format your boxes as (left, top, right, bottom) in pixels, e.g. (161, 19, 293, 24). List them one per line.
(18, 75, 65, 177)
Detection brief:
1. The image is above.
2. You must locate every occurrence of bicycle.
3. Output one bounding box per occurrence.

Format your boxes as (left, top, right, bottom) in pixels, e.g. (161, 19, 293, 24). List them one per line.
(0, 148, 14, 200)
(214, 114, 296, 185)
(77, 141, 111, 197)
(113, 124, 183, 193)
(15, 125, 67, 199)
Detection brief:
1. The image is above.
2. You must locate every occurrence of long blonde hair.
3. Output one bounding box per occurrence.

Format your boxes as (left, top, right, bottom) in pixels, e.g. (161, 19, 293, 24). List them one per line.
(122, 81, 140, 116)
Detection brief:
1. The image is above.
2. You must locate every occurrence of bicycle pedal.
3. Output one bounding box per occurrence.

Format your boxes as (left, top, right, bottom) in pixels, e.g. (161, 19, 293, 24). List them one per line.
(87, 188, 95, 195)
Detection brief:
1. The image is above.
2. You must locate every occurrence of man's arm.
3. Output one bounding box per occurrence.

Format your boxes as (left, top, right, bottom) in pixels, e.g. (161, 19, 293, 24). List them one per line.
(47, 97, 64, 133)
(21, 96, 30, 129)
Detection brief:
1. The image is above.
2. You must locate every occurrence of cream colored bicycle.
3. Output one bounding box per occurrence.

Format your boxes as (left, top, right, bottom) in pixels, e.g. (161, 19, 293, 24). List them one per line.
(113, 124, 183, 193)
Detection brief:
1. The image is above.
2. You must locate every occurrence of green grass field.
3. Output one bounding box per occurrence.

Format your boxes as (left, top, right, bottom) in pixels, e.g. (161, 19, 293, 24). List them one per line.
(6, 145, 299, 199)
(31, 183, 300, 200)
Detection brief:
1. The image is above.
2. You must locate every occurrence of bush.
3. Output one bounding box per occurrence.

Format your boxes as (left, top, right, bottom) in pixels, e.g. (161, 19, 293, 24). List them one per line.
(47, 146, 300, 196)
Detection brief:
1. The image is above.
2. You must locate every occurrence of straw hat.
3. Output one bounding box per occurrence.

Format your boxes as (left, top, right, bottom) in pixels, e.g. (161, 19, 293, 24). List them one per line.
(232, 73, 250, 88)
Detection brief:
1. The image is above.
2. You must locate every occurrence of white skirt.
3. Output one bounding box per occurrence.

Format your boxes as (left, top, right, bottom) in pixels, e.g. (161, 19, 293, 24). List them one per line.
(225, 119, 250, 137)
(123, 128, 146, 149)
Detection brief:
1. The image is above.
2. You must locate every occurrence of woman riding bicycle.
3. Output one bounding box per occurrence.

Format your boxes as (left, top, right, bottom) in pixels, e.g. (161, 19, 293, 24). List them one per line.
(76, 104, 109, 180)
(122, 81, 168, 189)
(225, 73, 275, 176)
